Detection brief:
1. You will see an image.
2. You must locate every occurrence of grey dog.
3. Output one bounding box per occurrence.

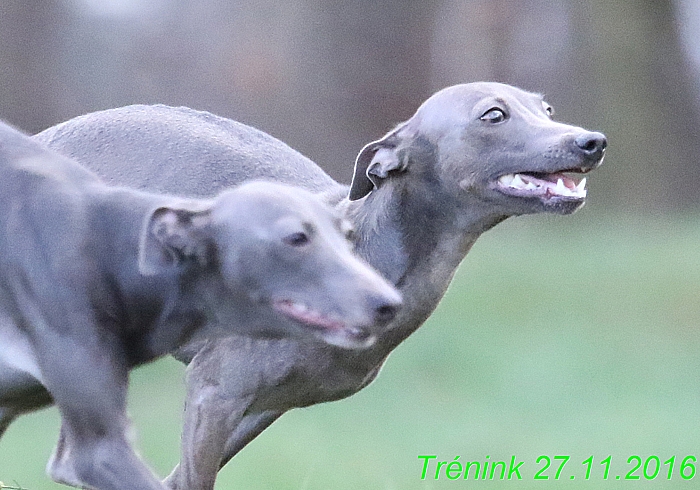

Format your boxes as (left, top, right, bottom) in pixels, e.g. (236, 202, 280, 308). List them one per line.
(0, 121, 401, 490)
(36, 81, 607, 489)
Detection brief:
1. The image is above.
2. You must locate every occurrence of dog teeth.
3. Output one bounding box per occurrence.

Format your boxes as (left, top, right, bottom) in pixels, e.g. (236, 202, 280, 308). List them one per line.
(498, 174, 515, 186)
(511, 174, 525, 189)
(556, 178, 578, 197)
(553, 177, 587, 198)
(555, 178, 568, 194)
(498, 172, 588, 199)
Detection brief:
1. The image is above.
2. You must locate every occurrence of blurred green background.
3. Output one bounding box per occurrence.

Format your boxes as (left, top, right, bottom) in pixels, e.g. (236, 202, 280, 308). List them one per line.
(2, 0, 700, 488)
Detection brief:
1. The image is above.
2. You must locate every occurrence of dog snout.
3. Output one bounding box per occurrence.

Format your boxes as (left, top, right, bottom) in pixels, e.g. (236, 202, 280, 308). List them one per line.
(574, 131, 607, 160)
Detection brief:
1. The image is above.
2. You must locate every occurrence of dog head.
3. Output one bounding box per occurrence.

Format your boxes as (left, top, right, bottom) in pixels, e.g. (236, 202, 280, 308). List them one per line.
(350, 82, 606, 217)
(139, 181, 401, 349)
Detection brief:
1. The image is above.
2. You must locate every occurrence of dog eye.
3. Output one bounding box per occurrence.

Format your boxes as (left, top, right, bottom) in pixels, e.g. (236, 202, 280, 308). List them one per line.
(480, 108, 507, 123)
(542, 102, 554, 117)
(283, 231, 309, 247)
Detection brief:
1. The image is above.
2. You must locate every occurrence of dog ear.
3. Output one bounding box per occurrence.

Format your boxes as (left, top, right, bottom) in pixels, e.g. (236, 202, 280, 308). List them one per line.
(349, 126, 408, 201)
(139, 202, 214, 276)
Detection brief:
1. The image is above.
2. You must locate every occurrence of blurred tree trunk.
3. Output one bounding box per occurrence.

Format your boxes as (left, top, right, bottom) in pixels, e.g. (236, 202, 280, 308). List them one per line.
(0, 2, 69, 132)
(583, 0, 700, 211)
(285, 0, 438, 183)
(676, 0, 700, 103)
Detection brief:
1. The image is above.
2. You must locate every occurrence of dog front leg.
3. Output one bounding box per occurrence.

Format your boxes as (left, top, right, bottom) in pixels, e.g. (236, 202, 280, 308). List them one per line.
(29, 320, 166, 490)
(164, 377, 254, 490)
(45, 364, 166, 490)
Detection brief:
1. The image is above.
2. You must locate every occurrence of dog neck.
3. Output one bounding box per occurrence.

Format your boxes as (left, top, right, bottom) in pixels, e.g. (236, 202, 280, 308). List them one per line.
(88, 188, 208, 365)
(342, 168, 509, 361)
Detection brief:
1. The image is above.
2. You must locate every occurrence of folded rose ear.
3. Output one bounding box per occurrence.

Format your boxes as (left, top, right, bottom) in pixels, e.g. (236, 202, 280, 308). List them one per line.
(349, 125, 409, 201)
(138, 202, 213, 276)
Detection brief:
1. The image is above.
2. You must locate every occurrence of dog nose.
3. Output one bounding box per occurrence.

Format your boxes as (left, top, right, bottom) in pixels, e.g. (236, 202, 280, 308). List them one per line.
(574, 131, 607, 158)
(372, 295, 402, 325)
(376, 304, 398, 324)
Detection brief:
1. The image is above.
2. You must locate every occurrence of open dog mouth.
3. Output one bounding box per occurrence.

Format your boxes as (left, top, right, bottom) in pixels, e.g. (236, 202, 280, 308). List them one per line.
(273, 299, 374, 348)
(274, 299, 345, 330)
(496, 172, 587, 200)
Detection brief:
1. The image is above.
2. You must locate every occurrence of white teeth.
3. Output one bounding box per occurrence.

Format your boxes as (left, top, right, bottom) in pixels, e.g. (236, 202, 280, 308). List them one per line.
(497, 173, 588, 199)
(555, 178, 568, 195)
(498, 174, 514, 186)
(553, 177, 587, 198)
(511, 174, 525, 189)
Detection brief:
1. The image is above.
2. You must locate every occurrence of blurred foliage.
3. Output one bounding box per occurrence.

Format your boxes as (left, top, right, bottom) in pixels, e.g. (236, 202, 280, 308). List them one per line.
(0, 0, 699, 210)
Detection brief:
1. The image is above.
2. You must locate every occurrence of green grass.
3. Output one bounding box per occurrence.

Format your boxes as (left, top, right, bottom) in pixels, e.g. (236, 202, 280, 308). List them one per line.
(3, 211, 700, 489)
